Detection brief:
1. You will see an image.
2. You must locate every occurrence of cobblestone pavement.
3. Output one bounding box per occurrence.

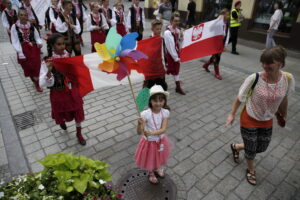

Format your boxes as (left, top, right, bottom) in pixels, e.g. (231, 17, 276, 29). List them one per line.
(1, 4, 300, 199)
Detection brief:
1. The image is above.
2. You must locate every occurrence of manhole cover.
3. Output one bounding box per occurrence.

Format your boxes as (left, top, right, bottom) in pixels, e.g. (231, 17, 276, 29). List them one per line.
(117, 168, 177, 200)
(13, 111, 36, 131)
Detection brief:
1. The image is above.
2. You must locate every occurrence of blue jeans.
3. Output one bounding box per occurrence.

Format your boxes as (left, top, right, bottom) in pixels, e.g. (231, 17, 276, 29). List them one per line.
(265, 29, 277, 49)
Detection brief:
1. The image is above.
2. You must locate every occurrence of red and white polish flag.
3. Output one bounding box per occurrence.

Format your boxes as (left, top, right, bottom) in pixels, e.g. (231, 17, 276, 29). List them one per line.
(180, 17, 226, 62)
(52, 53, 144, 97)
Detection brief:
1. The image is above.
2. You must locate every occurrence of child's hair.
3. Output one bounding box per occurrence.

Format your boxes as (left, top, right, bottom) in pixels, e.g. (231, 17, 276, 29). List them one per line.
(46, 33, 64, 58)
(89, 2, 98, 10)
(170, 11, 180, 22)
(151, 19, 162, 28)
(62, 0, 72, 7)
(148, 93, 167, 108)
(18, 8, 27, 16)
(219, 8, 229, 15)
(260, 45, 287, 67)
(275, 0, 283, 9)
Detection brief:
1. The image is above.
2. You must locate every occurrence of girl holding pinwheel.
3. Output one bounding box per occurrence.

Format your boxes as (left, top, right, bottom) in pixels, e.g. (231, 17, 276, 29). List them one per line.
(87, 2, 109, 52)
(39, 33, 86, 146)
(135, 85, 171, 184)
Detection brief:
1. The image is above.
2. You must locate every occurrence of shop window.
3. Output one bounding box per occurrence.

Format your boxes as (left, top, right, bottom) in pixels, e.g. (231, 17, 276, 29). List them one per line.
(203, 0, 233, 21)
(253, 0, 300, 33)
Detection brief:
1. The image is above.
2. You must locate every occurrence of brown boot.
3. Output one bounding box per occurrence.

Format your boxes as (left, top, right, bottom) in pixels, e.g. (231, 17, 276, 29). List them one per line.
(76, 127, 86, 145)
(175, 81, 186, 95)
(34, 79, 43, 92)
(214, 65, 222, 80)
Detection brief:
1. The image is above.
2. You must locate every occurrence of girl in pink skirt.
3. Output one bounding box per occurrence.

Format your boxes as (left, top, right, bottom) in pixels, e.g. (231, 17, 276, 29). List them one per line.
(135, 85, 171, 184)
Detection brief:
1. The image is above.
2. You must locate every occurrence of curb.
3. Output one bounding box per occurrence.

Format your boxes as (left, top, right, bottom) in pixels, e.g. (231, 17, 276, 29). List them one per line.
(0, 78, 30, 179)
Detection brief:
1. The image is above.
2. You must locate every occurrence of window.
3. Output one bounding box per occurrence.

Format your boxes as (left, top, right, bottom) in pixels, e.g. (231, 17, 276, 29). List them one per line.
(253, 0, 300, 33)
(203, 0, 233, 21)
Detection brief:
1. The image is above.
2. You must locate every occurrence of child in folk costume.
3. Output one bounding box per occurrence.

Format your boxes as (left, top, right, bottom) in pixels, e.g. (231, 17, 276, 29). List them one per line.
(126, 0, 145, 41)
(11, 8, 43, 92)
(72, 0, 87, 45)
(164, 13, 186, 95)
(20, 0, 41, 32)
(46, 0, 60, 33)
(87, 2, 108, 52)
(135, 85, 171, 184)
(143, 20, 168, 92)
(101, 0, 114, 35)
(39, 33, 86, 145)
(112, 0, 126, 36)
(202, 9, 230, 80)
(1, 0, 18, 40)
(56, 0, 81, 56)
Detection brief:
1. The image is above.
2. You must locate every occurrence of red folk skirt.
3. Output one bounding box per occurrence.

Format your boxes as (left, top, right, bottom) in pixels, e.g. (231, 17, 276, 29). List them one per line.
(17, 43, 41, 78)
(50, 86, 84, 125)
(116, 24, 126, 36)
(91, 30, 106, 52)
(166, 52, 180, 75)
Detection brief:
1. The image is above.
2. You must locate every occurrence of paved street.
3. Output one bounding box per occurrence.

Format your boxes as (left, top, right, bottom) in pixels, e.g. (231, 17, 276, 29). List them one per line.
(1, 2, 300, 199)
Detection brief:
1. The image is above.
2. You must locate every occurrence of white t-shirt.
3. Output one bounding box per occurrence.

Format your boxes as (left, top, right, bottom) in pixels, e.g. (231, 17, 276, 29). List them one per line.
(270, 9, 283, 30)
(238, 71, 295, 121)
(141, 108, 170, 141)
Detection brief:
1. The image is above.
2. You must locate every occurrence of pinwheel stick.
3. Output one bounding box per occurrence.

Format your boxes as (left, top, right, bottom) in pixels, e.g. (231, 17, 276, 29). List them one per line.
(127, 75, 141, 118)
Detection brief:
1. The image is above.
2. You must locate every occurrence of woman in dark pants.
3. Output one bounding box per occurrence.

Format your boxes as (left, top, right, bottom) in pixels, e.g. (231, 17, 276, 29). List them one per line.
(226, 46, 295, 185)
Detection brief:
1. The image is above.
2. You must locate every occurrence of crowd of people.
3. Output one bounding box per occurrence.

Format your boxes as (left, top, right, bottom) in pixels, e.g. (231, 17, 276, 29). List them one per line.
(0, 0, 295, 187)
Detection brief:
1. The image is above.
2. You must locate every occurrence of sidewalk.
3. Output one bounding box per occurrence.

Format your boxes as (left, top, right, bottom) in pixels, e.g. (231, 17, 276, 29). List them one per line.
(1, 6, 300, 200)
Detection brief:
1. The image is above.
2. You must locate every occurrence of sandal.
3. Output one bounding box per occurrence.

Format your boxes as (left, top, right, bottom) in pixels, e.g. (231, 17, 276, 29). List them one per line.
(154, 169, 165, 179)
(148, 172, 159, 184)
(230, 144, 240, 163)
(246, 169, 257, 185)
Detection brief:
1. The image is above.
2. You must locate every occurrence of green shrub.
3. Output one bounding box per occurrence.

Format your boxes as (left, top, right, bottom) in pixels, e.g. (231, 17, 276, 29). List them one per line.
(0, 152, 121, 200)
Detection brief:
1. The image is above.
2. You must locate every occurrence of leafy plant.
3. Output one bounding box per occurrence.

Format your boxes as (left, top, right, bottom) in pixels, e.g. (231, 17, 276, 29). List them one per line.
(0, 153, 122, 200)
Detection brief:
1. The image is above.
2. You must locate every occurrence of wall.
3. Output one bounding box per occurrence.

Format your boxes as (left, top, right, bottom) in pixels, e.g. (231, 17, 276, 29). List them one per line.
(231, 0, 255, 19)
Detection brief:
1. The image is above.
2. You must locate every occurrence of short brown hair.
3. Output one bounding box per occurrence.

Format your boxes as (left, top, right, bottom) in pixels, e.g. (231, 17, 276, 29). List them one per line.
(62, 0, 72, 7)
(170, 11, 180, 22)
(260, 45, 287, 67)
(151, 19, 162, 28)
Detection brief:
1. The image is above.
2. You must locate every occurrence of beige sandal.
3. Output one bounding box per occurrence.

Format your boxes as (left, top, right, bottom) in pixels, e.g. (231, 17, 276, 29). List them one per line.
(154, 168, 165, 178)
(148, 172, 159, 184)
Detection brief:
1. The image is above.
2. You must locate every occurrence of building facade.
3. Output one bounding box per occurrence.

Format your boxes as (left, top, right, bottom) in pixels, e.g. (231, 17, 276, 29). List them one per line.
(144, 0, 300, 50)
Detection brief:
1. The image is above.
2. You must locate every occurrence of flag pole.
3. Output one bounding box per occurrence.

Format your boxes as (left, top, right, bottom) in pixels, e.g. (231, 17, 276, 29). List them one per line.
(127, 75, 141, 117)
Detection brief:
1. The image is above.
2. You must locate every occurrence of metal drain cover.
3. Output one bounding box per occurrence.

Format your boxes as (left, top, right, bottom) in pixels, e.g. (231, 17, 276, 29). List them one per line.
(117, 168, 177, 200)
(13, 111, 35, 131)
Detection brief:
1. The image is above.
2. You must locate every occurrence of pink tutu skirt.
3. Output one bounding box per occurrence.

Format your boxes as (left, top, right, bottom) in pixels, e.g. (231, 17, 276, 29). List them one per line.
(134, 135, 171, 171)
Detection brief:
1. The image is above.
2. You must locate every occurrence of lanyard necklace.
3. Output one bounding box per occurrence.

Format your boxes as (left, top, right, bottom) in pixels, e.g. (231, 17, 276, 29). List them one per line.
(265, 73, 279, 105)
(151, 110, 163, 130)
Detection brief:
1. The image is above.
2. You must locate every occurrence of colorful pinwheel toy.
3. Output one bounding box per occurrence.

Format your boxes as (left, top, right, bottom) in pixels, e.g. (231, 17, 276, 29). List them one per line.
(94, 27, 148, 81)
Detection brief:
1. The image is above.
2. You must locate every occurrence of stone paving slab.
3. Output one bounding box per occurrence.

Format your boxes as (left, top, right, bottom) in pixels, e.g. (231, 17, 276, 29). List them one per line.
(1, 2, 300, 199)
